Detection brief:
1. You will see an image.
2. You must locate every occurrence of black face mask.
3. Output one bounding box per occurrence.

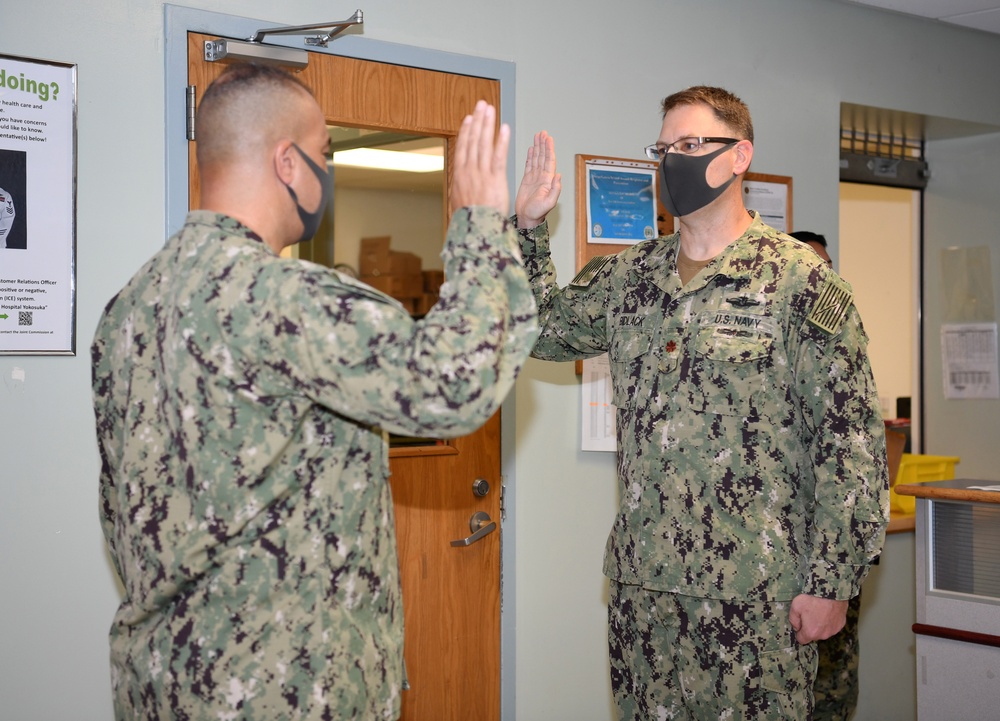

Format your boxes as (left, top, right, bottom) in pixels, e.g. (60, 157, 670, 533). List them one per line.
(285, 143, 333, 243)
(658, 143, 737, 218)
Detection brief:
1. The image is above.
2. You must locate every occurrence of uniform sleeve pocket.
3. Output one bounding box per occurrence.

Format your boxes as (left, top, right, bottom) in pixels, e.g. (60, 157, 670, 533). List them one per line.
(851, 516, 886, 564)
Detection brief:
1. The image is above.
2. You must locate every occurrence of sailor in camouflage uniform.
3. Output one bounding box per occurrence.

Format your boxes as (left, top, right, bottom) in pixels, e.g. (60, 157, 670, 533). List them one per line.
(813, 592, 862, 720)
(91, 64, 538, 721)
(791, 229, 864, 721)
(513, 86, 888, 720)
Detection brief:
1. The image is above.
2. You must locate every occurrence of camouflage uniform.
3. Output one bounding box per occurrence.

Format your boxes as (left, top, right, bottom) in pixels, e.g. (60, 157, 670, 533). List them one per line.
(813, 591, 862, 720)
(92, 208, 538, 721)
(608, 581, 817, 720)
(518, 211, 888, 719)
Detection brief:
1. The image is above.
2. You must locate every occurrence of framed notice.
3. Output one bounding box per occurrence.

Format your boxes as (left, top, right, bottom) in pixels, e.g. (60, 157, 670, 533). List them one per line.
(742, 172, 793, 233)
(0, 54, 77, 355)
(941, 322, 1000, 400)
(575, 154, 672, 272)
(574, 154, 672, 379)
(581, 353, 616, 452)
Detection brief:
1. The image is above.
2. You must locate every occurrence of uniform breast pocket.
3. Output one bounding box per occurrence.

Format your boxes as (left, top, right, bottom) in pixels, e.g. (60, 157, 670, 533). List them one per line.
(682, 327, 772, 417)
(608, 329, 652, 410)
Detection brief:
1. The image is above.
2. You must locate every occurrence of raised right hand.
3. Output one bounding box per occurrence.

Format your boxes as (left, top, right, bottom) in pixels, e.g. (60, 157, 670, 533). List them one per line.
(514, 131, 561, 229)
(449, 100, 510, 216)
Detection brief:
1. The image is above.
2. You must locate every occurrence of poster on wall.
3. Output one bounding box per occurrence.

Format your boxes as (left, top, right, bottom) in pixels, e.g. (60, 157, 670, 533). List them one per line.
(0, 53, 77, 355)
(584, 157, 658, 245)
(941, 322, 1000, 400)
(742, 174, 792, 233)
(581, 353, 616, 452)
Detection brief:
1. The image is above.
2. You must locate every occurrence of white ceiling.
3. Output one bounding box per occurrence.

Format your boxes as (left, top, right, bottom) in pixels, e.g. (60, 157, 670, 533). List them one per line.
(835, 1, 1000, 141)
(842, 0, 1000, 36)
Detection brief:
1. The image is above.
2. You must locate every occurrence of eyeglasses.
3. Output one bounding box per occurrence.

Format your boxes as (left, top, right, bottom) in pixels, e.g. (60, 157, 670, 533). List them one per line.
(643, 136, 739, 161)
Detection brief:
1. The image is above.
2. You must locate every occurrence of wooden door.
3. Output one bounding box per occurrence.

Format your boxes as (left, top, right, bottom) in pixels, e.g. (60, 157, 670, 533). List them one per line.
(187, 34, 503, 721)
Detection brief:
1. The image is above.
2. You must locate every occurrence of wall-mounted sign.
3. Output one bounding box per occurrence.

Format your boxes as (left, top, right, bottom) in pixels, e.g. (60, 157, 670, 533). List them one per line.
(574, 153, 672, 277)
(0, 53, 77, 355)
(742, 173, 793, 233)
(941, 322, 1000, 400)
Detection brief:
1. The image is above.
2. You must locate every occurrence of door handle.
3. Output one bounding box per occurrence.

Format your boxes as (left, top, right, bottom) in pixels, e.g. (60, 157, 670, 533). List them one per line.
(450, 511, 496, 547)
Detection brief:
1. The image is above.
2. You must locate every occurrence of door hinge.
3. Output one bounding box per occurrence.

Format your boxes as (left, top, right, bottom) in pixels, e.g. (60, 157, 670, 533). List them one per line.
(186, 85, 196, 141)
(500, 477, 507, 522)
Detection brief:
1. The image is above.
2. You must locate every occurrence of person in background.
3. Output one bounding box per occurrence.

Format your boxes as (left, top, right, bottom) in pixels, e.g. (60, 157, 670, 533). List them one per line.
(513, 86, 888, 720)
(791, 228, 866, 721)
(91, 63, 538, 721)
(789, 230, 861, 721)
(812, 587, 863, 720)
(790, 229, 833, 267)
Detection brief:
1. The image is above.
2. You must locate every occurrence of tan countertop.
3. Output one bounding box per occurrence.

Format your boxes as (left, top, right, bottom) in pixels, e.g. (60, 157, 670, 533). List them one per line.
(894, 478, 1000, 505)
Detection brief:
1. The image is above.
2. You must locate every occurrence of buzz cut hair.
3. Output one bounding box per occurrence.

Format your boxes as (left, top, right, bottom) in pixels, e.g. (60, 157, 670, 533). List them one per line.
(195, 63, 316, 167)
(660, 86, 754, 144)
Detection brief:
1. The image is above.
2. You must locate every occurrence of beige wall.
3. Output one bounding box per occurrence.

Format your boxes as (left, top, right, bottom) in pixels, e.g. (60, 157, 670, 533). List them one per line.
(840, 182, 918, 423)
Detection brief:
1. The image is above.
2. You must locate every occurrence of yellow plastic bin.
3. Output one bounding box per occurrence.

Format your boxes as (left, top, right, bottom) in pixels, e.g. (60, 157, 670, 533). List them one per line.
(890, 453, 960, 513)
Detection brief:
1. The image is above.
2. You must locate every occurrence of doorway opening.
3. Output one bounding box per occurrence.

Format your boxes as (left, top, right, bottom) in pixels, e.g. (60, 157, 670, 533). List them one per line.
(838, 102, 1000, 454)
(299, 127, 446, 297)
(839, 103, 928, 452)
(839, 181, 920, 450)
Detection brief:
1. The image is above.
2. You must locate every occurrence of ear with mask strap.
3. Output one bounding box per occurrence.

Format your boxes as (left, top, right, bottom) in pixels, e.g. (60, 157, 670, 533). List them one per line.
(285, 143, 333, 243)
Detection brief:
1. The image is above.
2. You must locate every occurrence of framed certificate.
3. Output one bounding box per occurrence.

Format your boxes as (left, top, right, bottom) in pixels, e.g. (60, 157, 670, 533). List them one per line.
(742, 172, 793, 233)
(575, 154, 671, 273)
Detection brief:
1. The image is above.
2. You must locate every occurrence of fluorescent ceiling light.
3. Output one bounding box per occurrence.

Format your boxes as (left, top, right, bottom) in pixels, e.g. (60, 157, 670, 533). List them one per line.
(332, 148, 443, 173)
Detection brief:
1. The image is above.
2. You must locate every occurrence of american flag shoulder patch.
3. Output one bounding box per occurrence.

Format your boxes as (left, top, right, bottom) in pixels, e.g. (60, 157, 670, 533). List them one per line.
(570, 255, 613, 288)
(807, 275, 853, 334)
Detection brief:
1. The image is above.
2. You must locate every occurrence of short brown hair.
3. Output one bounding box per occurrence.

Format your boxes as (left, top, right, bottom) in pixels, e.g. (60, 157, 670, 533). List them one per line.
(660, 86, 754, 144)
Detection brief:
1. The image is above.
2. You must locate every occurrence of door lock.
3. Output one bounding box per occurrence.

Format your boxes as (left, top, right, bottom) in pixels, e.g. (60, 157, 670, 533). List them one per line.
(472, 478, 490, 497)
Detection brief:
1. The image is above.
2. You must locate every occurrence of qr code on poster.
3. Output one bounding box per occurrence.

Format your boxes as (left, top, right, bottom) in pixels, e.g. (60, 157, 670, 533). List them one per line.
(18, 311, 32, 327)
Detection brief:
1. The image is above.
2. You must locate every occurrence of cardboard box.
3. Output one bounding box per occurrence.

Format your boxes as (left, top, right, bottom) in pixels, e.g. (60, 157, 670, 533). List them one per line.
(360, 274, 393, 294)
(360, 273, 423, 302)
(415, 293, 440, 316)
(359, 238, 424, 280)
(359, 236, 392, 276)
(359, 237, 425, 314)
(422, 269, 444, 293)
(391, 251, 422, 276)
(392, 273, 424, 299)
